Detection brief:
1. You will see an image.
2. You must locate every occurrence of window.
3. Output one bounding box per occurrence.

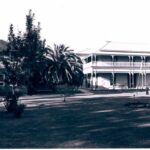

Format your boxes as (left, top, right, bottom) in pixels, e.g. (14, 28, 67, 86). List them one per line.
(88, 56, 91, 63)
(96, 55, 101, 61)
(84, 58, 88, 63)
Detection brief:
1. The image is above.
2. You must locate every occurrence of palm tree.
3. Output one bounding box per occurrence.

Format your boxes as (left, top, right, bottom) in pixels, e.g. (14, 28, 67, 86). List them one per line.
(43, 44, 84, 88)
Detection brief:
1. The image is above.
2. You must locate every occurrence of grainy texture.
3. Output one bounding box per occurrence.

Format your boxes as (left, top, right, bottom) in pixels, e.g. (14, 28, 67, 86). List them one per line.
(0, 92, 150, 148)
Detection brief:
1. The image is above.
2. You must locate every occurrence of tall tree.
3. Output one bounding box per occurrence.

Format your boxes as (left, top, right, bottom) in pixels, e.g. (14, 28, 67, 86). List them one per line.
(2, 24, 26, 115)
(3, 10, 83, 95)
(3, 10, 47, 94)
(3, 24, 24, 86)
(44, 44, 84, 87)
(22, 10, 47, 93)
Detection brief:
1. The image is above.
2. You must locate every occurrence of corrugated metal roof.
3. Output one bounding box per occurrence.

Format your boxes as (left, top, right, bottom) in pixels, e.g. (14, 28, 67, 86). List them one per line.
(100, 41, 150, 53)
(77, 41, 150, 58)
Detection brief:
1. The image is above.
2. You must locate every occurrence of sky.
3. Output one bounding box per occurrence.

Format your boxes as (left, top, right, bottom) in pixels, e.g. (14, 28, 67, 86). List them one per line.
(0, 0, 150, 51)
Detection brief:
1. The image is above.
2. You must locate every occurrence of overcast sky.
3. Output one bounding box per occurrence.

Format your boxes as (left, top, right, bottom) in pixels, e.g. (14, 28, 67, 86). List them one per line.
(0, 0, 150, 51)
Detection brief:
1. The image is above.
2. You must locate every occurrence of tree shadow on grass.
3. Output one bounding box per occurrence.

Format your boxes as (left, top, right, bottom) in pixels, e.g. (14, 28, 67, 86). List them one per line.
(1, 96, 150, 148)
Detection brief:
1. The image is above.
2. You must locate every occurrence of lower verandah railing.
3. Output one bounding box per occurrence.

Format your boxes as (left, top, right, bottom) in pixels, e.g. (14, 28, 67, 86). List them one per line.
(91, 62, 150, 67)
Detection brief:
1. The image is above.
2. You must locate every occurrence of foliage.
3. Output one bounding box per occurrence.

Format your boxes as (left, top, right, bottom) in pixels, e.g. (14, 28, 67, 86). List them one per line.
(0, 40, 7, 53)
(44, 44, 84, 87)
(4, 93, 25, 118)
(3, 9, 84, 97)
(14, 104, 25, 118)
(0, 9, 84, 118)
(2, 24, 24, 86)
(21, 10, 47, 93)
(2, 24, 26, 117)
(3, 10, 47, 94)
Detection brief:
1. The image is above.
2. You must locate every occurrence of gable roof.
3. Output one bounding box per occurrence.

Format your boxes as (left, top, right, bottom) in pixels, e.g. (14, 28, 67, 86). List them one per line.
(77, 41, 150, 58)
(99, 41, 150, 53)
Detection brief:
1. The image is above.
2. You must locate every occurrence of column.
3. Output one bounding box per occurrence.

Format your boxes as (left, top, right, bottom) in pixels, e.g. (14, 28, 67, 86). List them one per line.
(91, 54, 93, 64)
(141, 56, 144, 89)
(131, 73, 133, 88)
(143, 56, 146, 87)
(145, 73, 147, 87)
(142, 73, 144, 89)
(112, 55, 114, 66)
(92, 53, 96, 65)
(128, 56, 132, 88)
(143, 56, 146, 67)
(128, 73, 131, 89)
(128, 55, 131, 89)
(112, 72, 115, 89)
(131, 56, 134, 72)
(131, 56, 134, 66)
(91, 70, 94, 90)
(132, 56, 135, 88)
(95, 71, 98, 89)
(95, 54, 97, 66)
(112, 55, 115, 89)
(129, 56, 131, 66)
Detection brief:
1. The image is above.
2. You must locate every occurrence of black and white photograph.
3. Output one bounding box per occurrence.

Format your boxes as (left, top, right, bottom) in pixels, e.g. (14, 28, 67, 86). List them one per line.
(0, 0, 150, 148)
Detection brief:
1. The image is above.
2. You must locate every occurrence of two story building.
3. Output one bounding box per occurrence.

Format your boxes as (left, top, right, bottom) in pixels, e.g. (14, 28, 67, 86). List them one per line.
(78, 42, 150, 90)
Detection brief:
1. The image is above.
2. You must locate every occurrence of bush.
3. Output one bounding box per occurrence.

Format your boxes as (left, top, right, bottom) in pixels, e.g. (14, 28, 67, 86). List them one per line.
(4, 95, 17, 113)
(0, 85, 12, 96)
(15, 86, 28, 97)
(3, 85, 27, 118)
(56, 85, 76, 94)
(14, 104, 25, 118)
(0, 85, 27, 97)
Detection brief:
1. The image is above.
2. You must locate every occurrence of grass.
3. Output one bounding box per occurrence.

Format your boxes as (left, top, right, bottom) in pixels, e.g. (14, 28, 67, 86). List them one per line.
(0, 94, 150, 148)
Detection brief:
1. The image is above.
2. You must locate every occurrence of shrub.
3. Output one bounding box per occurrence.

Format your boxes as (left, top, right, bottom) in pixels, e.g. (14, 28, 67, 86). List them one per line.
(3, 86, 27, 118)
(0, 85, 12, 96)
(15, 86, 28, 97)
(14, 104, 25, 118)
(56, 84, 77, 94)
(4, 94, 18, 113)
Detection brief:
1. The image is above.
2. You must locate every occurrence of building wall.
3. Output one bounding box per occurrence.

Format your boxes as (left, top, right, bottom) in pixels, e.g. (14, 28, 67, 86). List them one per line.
(84, 72, 150, 89)
(133, 73, 148, 88)
(97, 74, 111, 89)
(82, 52, 150, 90)
(135, 74, 142, 88)
(95, 73, 129, 89)
(115, 74, 128, 89)
(95, 56, 112, 66)
(146, 74, 150, 87)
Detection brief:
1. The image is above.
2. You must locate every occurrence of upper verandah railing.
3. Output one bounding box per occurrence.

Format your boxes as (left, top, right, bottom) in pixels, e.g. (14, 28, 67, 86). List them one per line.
(84, 61, 150, 67)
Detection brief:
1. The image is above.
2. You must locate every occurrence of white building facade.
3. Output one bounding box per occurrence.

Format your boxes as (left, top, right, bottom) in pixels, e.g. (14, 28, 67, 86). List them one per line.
(78, 42, 150, 90)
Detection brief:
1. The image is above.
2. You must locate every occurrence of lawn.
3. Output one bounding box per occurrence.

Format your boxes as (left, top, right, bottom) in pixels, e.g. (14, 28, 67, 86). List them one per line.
(0, 94, 150, 148)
